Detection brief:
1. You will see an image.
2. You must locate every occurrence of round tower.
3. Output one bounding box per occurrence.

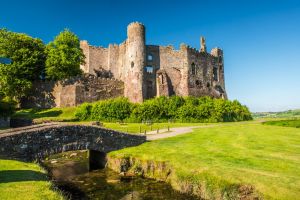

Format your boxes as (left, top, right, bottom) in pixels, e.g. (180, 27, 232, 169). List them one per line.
(125, 22, 146, 102)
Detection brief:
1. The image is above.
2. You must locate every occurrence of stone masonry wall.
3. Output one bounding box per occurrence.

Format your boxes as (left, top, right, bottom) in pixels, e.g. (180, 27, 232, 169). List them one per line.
(79, 22, 227, 102)
(21, 75, 124, 109)
(0, 124, 146, 161)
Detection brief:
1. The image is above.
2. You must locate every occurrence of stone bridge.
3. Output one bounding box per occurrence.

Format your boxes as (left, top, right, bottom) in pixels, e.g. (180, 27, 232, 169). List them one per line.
(0, 123, 146, 168)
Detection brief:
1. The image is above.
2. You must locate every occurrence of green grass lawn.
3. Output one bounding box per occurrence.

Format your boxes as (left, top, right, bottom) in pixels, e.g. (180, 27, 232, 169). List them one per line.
(109, 122, 300, 199)
(263, 119, 300, 128)
(102, 122, 210, 133)
(0, 159, 64, 200)
(12, 107, 214, 133)
(12, 107, 77, 123)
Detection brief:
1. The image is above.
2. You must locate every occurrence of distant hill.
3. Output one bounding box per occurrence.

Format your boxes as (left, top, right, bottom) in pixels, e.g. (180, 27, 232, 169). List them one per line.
(252, 109, 300, 118)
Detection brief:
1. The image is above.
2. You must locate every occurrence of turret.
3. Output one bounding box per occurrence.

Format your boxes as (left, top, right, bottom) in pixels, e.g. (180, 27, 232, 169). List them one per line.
(200, 36, 207, 53)
(80, 40, 90, 74)
(211, 47, 227, 99)
(125, 22, 146, 102)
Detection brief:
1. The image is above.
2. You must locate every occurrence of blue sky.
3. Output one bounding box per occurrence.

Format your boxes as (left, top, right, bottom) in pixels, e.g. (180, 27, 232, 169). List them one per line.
(1, 0, 300, 112)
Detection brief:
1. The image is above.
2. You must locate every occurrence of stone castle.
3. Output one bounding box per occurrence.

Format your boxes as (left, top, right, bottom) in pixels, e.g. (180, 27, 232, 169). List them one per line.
(80, 22, 227, 103)
(22, 22, 227, 108)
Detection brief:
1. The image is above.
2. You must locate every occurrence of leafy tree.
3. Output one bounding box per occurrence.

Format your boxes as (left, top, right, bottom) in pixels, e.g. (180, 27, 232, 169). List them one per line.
(0, 29, 45, 101)
(45, 29, 84, 80)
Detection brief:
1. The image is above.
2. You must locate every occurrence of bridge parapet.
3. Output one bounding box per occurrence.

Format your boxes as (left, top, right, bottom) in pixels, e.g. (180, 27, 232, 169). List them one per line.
(0, 124, 146, 161)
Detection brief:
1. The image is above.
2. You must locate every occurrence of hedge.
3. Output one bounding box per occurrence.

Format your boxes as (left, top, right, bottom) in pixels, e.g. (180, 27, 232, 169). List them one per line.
(74, 96, 252, 123)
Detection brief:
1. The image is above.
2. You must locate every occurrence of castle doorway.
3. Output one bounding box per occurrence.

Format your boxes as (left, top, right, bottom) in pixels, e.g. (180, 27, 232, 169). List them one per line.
(146, 80, 155, 99)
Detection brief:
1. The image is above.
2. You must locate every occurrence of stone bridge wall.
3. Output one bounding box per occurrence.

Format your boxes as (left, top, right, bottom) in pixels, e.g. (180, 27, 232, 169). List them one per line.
(0, 124, 146, 161)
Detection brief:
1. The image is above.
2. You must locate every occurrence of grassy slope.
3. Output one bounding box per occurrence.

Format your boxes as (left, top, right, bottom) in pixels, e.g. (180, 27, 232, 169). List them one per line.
(252, 109, 300, 119)
(0, 159, 64, 200)
(109, 123, 300, 200)
(264, 119, 300, 128)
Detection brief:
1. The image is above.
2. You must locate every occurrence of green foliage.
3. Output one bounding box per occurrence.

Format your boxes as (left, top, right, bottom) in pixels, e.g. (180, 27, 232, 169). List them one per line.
(131, 96, 170, 122)
(91, 97, 132, 121)
(74, 96, 252, 123)
(74, 103, 92, 121)
(0, 99, 16, 117)
(263, 119, 300, 128)
(45, 29, 84, 80)
(0, 29, 45, 101)
(253, 109, 300, 119)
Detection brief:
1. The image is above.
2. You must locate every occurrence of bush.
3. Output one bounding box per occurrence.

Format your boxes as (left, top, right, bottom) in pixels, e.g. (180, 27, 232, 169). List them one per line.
(74, 102, 92, 121)
(74, 96, 252, 123)
(90, 97, 132, 121)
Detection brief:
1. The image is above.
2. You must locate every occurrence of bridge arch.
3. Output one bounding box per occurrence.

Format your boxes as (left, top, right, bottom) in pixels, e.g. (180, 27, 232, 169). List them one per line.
(0, 124, 146, 164)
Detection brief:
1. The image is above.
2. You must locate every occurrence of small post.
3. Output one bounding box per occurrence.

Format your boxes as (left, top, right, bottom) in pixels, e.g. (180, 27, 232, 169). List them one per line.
(144, 130, 146, 135)
(139, 126, 142, 133)
(157, 128, 159, 134)
(168, 126, 170, 132)
(150, 125, 152, 131)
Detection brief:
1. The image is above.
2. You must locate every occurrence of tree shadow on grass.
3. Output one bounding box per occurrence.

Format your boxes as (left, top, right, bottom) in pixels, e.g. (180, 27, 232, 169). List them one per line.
(0, 170, 47, 183)
(31, 110, 63, 119)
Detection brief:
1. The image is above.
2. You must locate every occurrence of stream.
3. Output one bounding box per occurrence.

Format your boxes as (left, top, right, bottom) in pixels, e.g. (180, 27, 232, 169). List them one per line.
(43, 150, 198, 200)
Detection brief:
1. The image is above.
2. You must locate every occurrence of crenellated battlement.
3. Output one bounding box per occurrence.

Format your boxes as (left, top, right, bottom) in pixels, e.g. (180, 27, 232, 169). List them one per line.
(79, 22, 227, 103)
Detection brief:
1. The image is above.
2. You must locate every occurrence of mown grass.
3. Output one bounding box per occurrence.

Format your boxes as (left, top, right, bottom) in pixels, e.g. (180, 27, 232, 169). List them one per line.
(263, 119, 300, 128)
(12, 107, 213, 133)
(13, 107, 77, 123)
(0, 159, 64, 200)
(109, 123, 300, 199)
(102, 122, 209, 133)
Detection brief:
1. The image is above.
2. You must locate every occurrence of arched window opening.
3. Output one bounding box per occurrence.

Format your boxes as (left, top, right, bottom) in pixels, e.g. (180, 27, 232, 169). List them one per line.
(213, 67, 218, 81)
(191, 63, 196, 75)
(145, 66, 154, 74)
(207, 82, 210, 88)
(131, 61, 134, 68)
(195, 80, 202, 88)
(219, 56, 223, 63)
(147, 54, 153, 61)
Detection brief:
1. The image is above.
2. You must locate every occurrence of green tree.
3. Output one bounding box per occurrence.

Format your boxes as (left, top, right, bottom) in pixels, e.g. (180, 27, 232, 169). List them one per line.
(0, 29, 45, 101)
(45, 29, 84, 80)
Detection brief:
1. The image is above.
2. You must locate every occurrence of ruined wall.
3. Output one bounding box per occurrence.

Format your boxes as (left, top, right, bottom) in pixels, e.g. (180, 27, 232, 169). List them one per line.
(156, 69, 170, 97)
(21, 75, 124, 109)
(80, 41, 109, 75)
(144, 45, 160, 98)
(79, 22, 227, 102)
(156, 44, 188, 96)
(186, 46, 227, 99)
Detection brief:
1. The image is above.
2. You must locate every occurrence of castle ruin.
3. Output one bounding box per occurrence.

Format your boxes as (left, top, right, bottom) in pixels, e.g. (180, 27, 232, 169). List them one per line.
(21, 22, 227, 108)
(80, 22, 227, 103)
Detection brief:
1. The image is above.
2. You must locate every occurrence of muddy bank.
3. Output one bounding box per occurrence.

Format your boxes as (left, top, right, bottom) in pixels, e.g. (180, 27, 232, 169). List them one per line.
(107, 155, 262, 200)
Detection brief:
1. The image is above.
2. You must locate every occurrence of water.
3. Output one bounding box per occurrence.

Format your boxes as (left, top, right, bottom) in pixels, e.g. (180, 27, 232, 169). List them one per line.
(43, 151, 198, 200)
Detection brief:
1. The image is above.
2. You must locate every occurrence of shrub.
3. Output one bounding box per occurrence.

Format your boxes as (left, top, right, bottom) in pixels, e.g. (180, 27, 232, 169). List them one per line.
(74, 96, 252, 123)
(91, 97, 132, 121)
(74, 102, 92, 121)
